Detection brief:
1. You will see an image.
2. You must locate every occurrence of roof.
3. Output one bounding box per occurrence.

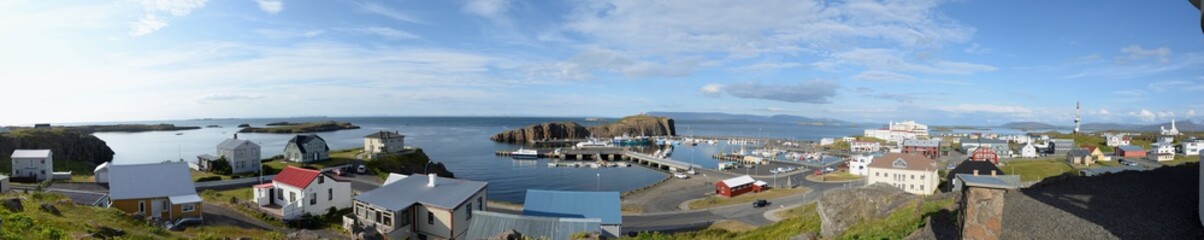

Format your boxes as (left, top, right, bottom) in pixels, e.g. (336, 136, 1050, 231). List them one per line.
(523, 190, 622, 225)
(1050, 139, 1074, 143)
(197, 154, 219, 161)
(955, 174, 1021, 189)
(274, 166, 322, 189)
(719, 175, 756, 187)
(355, 174, 487, 211)
(218, 138, 259, 150)
(108, 162, 197, 200)
(287, 134, 329, 154)
(1117, 145, 1144, 152)
(1080, 146, 1098, 152)
(364, 131, 405, 139)
(868, 153, 936, 172)
(960, 138, 1008, 145)
(94, 161, 110, 172)
(1068, 149, 1091, 157)
(10, 149, 51, 159)
(383, 173, 408, 185)
(168, 194, 203, 204)
(947, 161, 1004, 182)
(902, 140, 940, 148)
(465, 211, 601, 240)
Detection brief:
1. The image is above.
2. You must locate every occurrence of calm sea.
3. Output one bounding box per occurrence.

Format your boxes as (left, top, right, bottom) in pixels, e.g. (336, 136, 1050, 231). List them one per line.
(82, 117, 864, 203)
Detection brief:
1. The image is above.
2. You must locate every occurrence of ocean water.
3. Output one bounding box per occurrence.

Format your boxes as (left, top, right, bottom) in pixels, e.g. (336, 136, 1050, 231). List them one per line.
(84, 117, 863, 203)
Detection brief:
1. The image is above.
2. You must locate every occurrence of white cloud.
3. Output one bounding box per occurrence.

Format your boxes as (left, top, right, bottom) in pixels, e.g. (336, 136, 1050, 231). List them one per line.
(814, 48, 996, 75)
(851, 70, 914, 82)
(1187, 110, 1197, 117)
(528, 47, 699, 80)
(700, 83, 723, 97)
(194, 93, 264, 102)
(354, 26, 419, 39)
(1099, 108, 1110, 115)
(937, 104, 1032, 115)
(964, 43, 992, 54)
(129, 14, 167, 36)
(1119, 44, 1171, 63)
(723, 80, 839, 104)
(463, 0, 512, 25)
(255, 0, 284, 14)
(1132, 109, 1156, 122)
(1148, 80, 1190, 92)
(359, 2, 422, 23)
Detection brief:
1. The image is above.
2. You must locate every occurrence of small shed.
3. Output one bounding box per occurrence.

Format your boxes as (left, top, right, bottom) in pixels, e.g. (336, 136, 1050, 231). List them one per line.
(94, 162, 111, 183)
(715, 175, 761, 197)
(0, 175, 9, 193)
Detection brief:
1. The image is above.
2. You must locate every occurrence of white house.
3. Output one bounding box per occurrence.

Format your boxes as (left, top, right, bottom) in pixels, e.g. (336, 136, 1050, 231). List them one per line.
(364, 131, 406, 158)
(1149, 138, 1176, 161)
(1020, 143, 1039, 158)
(848, 154, 878, 176)
(197, 134, 262, 174)
(11, 149, 53, 181)
(94, 162, 111, 183)
(1105, 133, 1131, 147)
(866, 153, 939, 195)
(348, 174, 488, 240)
(851, 141, 881, 153)
(253, 166, 353, 220)
(1181, 140, 1204, 156)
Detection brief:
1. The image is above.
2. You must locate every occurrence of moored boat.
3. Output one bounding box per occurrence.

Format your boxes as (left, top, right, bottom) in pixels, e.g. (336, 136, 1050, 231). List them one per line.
(511, 148, 539, 159)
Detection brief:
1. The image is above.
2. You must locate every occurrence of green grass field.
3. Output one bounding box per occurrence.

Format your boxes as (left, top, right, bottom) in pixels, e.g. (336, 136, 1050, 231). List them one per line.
(1002, 159, 1076, 182)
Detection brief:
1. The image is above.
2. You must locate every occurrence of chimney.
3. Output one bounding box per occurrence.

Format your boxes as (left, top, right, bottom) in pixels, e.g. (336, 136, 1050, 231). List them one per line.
(973, 169, 979, 176)
(427, 173, 437, 187)
(991, 170, 997, 176)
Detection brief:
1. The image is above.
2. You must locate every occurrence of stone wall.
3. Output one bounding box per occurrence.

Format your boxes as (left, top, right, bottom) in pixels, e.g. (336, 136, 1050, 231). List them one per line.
(960, 187, 1007, 240)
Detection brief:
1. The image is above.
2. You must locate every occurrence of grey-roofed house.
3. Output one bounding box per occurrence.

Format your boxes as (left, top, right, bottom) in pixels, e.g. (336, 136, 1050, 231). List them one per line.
(902, 139, 941, 160)
(197, 134, 262, 174)
(465, 211, 602, 240)
(1049, 139, 1075, 155)
(523, 190, 623, 238)
(1067, 149, 1095, 165)
(346, 174, 488, 240)
(10, 149, 53, 182)
(945, 161, 1005, 192)
(364, 131, 406, 159)
(961, 138, 1012, 157)
(106, 162, 202, 222)
(284, 134, 330, 163)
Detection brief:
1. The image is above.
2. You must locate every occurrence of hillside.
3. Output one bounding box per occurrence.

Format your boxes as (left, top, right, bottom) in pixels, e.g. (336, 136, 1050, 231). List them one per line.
(0, 128, 115, 175)
(1000, 122, 1064, 130)
(491, 115, 675, 143)
(647, 112, 852, 126)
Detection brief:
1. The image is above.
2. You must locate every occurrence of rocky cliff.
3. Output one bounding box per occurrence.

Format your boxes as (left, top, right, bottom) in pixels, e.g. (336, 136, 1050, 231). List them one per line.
(489, 115, 675, 143)
(818, 183, 917, 238)
(0, 129, 115, 166)
(365, 149, 455, 178)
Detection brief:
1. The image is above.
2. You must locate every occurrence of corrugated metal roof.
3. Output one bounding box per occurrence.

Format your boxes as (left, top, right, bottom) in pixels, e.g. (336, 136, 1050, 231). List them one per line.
(364, 131, 405, 139)
(274, 166, 321, 189)
(108, 162, 196, 200)
(523, 190, 621, 225)
(1117, 145, 1144, 152)
(955, 174, 1021, 189)
(902, 140, 941, 147)
(355, 174, 487, 211)
(719, 175, 755, 187)
(10, 149, 51, 159)
(465, 211, 601, 240)
(869, 153, 936, 172)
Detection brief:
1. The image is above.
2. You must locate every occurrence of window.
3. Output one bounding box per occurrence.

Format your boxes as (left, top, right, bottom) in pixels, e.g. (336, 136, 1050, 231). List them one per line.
(428, 212, 434, 225)
(920, 175, 925, 180)
(911, 175, 915, 180)
(328, 188, 333, 201)
(920, 185, 925, 191)
(478, 197, 483, 210)
(319, 176, 325, 184)
(182, 204, 196, 212)
(467, 203, 473, 220)
(277, 189, 284, 200)
(310, 193, 317, 205)
(383, 213, 393, 227)
(163, 200, 169, 211)
(356, 204, 364, 217)
(290, 192, 296, 203)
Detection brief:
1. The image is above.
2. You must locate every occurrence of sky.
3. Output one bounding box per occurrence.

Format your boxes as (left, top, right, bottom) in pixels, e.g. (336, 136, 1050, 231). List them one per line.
(1, 0, 1202, 126)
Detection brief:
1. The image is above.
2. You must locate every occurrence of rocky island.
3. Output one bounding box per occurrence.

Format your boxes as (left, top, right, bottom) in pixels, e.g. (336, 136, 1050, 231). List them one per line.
(490, 115, 676, 143)
(238, 121, 361, 133)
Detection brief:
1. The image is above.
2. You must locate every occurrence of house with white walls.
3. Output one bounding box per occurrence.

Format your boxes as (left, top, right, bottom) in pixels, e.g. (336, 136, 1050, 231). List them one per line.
(11, 149, 53, 181)
(253, 166, 353, 220)
(1180, 140, 1204, 156)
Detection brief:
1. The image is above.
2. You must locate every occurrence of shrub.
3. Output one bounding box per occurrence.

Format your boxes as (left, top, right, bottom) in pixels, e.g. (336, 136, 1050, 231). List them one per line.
(211, 157, 233, 175)
(196, 176, 223, 182)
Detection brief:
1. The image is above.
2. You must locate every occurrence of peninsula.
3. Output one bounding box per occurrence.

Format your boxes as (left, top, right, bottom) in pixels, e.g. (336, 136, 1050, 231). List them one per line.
(238, 121, 360, 133)
(491, 115, 676, 143)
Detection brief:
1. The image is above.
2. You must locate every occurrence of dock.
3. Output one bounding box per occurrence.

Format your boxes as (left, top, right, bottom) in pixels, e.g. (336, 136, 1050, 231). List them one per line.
(495, 148, 703, 172)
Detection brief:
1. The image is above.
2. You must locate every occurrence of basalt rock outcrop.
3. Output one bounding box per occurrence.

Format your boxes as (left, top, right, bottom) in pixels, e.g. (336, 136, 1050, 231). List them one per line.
(817, 183, 917, 238)
(0, 129, 115, 166)
(490, 115, 675, 143)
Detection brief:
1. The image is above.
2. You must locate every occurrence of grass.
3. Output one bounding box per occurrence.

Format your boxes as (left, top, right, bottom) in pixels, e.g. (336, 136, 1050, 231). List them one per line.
(1162, 155, 1201, 166)
(805, 171, 863, 182)
(0, 191, 283, 240)
(263, 148, 362, 171)
(200, 190, 287, 229)
(1002, 159, 1076, 182)
(687, 187, 809, 210)
(708, 220, 757, 233)
(840, 197, 956, 239)
(621, 204, 644, 214)
(624, 203, 821, 240)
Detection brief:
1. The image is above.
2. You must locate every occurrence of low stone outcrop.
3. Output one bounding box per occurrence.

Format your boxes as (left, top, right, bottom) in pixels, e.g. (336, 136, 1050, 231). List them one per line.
(490, 115, 676, 143)
(817, 183, 916, 238)
(40, 203, 61, 216)
(490, 122, 591, 143)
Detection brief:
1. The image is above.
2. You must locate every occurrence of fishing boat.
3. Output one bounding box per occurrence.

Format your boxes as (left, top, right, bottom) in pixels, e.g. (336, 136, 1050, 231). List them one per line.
(575, 139, 612, 148)
(510, 148, 539, 159)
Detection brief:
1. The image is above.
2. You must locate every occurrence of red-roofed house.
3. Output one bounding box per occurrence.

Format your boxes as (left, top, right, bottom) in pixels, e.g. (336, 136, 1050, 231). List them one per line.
(254, 166, 352, 220)
(969, 147, 999, 165)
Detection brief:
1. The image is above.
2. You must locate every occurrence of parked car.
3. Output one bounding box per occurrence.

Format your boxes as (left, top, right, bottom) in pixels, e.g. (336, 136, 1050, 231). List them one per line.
(165, 217, 202, 231)
(674, 172, 689, 179)
(357, 164, 367, 174)
(752, 199, 769, 208)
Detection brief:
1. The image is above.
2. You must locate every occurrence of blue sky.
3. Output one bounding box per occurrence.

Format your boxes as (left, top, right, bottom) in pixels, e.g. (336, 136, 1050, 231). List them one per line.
(1, 0, 1202, 126)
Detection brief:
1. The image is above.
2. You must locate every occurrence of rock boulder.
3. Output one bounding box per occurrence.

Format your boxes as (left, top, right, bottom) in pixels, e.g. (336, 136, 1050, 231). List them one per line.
(818, 183, 917, 238)
(2, 198, 23, 212)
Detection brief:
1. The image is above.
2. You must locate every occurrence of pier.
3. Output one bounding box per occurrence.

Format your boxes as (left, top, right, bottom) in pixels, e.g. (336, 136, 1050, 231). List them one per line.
(495, 148, 703, 172)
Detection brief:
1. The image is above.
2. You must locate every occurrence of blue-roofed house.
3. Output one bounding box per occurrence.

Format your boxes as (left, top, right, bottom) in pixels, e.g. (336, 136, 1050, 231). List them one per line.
(523, 190, 622, 238)
(465, 211, 602, 240)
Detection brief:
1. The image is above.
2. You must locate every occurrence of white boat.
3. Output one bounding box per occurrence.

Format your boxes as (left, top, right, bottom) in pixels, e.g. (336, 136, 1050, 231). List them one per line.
(511, 148, 538, 159)
(575, 139, 612, 148)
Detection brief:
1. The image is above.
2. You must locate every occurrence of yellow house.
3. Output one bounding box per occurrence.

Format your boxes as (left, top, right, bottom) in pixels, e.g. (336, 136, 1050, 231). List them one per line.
(107, 162, 202, 221)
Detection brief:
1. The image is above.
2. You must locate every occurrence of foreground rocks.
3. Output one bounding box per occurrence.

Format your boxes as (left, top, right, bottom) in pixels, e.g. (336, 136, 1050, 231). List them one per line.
(2, 198, 23, 212)
(491, 115, 676, 143)
(40, 203, 61, 216)
(817, 183, 916, 238)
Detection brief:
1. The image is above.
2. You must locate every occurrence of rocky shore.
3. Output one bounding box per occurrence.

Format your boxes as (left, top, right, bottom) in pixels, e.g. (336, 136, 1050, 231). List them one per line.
(0, 128, 115, 167)
(238, 121, 360, 134)
(490, 115, 676, 143)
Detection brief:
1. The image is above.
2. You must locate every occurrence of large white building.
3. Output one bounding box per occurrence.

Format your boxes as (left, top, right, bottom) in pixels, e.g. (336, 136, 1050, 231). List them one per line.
(864, 120, 929, 143)
(1162, 120, 1182, 136)
(11, 149, 53, 181)
(1150, 137, 1176, 161)
(851, 141, 881, 153)
(866, 153, 939, 195)
(1181, 140, 1204, 156)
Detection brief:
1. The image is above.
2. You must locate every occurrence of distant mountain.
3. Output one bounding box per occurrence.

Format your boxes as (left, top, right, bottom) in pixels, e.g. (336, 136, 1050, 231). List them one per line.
(1000, 122, 1065, 130)
(646, 111, 854, 126)
(1000, 120, 1200, 132)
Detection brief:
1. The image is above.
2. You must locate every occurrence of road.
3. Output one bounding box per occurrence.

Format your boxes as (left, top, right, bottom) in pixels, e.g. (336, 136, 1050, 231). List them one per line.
(622, 178, 861, 233)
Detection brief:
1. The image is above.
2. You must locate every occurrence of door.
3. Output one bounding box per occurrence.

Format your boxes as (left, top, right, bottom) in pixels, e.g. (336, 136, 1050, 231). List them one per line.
(151, 200, 164, 218)
(268, 188, 275, 205)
